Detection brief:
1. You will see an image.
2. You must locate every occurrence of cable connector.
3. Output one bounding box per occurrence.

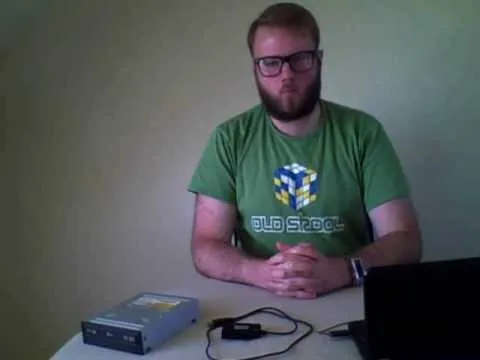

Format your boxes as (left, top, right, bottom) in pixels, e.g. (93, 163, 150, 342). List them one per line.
(328, 329, 351, 338)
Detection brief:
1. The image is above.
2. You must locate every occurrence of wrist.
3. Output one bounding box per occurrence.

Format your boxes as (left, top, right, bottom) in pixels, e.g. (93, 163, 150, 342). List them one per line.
(239, 257, 264, 287)
(339, 257, 354, 288)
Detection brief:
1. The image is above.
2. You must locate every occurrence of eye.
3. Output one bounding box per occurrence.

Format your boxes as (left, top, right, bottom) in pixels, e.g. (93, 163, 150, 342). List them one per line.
(260, 58, 281, 68)
(290, 52, 314, 71)
(292, 52, 312, 63)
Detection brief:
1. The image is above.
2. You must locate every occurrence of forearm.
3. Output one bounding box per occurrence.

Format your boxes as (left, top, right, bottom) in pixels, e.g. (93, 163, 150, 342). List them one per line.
(192, 237, 262, 285)
(356, 230, 422, 268)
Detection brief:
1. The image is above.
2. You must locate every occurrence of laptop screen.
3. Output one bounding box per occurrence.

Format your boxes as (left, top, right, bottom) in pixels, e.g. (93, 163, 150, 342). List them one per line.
(364, 257, 480, 359)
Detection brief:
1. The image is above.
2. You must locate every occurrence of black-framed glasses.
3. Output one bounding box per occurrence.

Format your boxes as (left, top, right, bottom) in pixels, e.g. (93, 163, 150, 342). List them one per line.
(254, 49, 319, 77)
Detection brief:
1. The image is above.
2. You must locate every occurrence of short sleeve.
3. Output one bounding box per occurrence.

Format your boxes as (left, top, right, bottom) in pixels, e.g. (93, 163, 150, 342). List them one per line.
(187, 126, 236, 204)
(361, 121, 410, 211)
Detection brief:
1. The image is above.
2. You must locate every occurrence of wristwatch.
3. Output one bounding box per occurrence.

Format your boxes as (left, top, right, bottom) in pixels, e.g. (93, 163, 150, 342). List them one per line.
(349, 257, 368, 286)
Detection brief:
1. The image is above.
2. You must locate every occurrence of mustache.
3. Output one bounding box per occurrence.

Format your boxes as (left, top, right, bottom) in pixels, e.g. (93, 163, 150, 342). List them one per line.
(280, 83, 298, 92)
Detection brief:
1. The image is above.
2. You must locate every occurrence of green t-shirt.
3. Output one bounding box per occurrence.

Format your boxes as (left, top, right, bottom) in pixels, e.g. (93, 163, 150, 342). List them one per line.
(188, 99, 410, 258)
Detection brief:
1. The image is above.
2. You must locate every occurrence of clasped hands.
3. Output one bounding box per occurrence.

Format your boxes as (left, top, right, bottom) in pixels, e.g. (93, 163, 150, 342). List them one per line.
(260, 242, 352, 299)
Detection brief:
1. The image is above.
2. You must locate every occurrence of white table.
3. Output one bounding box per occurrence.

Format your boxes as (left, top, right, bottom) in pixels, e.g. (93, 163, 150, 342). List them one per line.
(51, 275, 365, 359)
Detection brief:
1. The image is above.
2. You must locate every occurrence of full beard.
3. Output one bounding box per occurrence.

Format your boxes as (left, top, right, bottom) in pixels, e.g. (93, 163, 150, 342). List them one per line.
(255, 70, 321, 122)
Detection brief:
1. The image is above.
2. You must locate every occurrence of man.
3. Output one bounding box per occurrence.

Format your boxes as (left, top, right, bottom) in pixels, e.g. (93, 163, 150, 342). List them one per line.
(187, 3, 422, 299)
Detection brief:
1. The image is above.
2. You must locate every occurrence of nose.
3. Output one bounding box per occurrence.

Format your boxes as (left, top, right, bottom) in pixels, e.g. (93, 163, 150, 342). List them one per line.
(280, 61, 295, 80)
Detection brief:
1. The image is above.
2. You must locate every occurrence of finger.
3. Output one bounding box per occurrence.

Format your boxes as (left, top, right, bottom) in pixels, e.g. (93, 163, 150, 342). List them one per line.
(270, 261, 308, 280)
(271, 267, 287, 280)
(267, 252, 286, 265)
(268, 246, 320, 266)
(287, 245, 319, 259)
(267, 252, 315, 266)
(276, 260, 315, 278)
(275, 289, 317, 299)
(267, 277, 318, 298)
(276, 242, 293, 252)
(276, 241, 312, 252)
(285, 245, 320, 261)
(272, 277, 315, 292)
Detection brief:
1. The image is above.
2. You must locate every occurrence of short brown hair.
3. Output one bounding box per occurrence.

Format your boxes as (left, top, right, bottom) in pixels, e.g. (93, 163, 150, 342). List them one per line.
(247, 3, 320, 56)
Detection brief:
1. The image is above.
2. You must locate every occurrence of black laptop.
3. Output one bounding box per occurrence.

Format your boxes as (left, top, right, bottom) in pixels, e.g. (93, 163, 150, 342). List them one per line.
(349, 256, 480, 360)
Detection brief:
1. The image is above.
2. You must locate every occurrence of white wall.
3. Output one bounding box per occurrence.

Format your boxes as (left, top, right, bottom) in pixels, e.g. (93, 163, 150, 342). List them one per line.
(0, 0, 47, 49)
(1, 53, 18, 359)
(2, 0, 479, 358)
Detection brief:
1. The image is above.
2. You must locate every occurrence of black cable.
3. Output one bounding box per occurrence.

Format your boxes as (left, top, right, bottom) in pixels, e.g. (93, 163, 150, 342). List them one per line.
(317, 321, 352, 335)
(256, 308, 298, 336)
(205, 306, 314, 360)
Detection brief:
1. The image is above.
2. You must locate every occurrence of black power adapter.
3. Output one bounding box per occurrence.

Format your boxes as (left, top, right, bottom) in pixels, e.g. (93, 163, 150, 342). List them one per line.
(221, 322, 266, 340)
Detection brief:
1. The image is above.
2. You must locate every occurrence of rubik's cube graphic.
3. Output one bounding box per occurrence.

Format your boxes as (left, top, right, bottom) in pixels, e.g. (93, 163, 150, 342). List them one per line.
(274, 163, 319, 211)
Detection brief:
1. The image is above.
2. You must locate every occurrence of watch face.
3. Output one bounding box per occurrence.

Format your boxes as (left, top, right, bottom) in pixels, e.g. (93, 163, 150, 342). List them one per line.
(351, 257, 365, 285)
